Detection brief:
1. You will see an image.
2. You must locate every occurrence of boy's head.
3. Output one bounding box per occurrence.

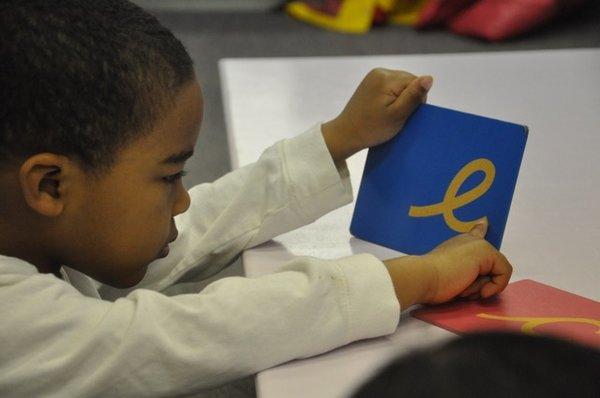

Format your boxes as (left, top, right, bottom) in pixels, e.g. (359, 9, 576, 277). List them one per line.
(0, 0, 202, 287)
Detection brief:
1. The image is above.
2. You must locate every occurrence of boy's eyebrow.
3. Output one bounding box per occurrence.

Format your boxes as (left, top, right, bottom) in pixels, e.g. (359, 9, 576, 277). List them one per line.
(161, 149, 194, 164)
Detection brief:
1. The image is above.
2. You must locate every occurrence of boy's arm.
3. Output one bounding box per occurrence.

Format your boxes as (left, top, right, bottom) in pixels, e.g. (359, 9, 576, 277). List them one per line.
(0, 252, 398, 396)
(0, 220, 511, 396)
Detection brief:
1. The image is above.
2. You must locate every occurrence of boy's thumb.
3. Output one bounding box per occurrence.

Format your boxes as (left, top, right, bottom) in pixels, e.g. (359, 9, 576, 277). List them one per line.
(393, 75, 433, 118)
(469, 218, 489, 238)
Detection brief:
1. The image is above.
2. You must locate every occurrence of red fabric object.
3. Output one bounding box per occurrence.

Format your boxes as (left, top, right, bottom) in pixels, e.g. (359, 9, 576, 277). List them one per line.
(415, 0, 478, 28)
(449, 0, 560, 41)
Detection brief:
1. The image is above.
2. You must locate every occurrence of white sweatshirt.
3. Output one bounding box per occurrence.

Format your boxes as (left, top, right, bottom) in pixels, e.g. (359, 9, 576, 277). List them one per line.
(0, 125, 400, 397)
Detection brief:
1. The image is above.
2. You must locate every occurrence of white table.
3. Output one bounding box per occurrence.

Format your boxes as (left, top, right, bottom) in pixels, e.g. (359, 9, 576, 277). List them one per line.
(219, 49, 600, 398)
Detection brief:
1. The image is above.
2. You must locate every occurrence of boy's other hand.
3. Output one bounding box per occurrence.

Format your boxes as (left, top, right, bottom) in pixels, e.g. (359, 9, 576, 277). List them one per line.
(322, 68, 433, 164)
(383, 220, 513, 310)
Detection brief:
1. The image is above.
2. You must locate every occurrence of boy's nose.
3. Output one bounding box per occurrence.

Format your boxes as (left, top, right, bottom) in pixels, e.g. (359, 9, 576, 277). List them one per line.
(173, 185, 191, 216)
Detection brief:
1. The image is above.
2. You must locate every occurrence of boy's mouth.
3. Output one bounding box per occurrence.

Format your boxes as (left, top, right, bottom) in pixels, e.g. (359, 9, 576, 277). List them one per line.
(157, 230, 178, 259)
(158, 245, 170, 258)
(167, 230, 179, 244)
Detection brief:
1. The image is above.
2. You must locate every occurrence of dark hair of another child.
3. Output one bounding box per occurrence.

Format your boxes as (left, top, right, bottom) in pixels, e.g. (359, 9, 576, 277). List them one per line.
(0, 0, 194, 175)
(352, 331, 600, 398)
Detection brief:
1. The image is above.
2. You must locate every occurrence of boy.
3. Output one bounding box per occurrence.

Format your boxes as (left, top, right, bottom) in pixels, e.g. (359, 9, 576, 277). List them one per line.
(0, 1, 512, 396)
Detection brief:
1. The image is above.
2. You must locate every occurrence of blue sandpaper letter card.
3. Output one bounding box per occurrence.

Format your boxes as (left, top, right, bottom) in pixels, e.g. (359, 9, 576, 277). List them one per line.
(350, 103, 528, 255)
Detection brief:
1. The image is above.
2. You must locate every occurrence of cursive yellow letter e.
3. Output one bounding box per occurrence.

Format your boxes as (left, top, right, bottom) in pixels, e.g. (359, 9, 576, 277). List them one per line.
(409, 158, 496, 233)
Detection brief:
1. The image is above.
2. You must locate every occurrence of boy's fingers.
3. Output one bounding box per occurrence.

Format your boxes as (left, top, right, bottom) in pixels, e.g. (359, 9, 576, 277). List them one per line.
(419, 75, 433, 91)
(459, 276, 491, 297)
(390, 75, 432, 119)
(480, 253, 513, 298)
(469, 218, 488, 238)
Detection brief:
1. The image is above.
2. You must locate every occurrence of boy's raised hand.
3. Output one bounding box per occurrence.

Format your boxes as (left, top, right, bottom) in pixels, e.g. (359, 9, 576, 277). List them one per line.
(383, 220, 514, 310)
(322, 68, 433, 164)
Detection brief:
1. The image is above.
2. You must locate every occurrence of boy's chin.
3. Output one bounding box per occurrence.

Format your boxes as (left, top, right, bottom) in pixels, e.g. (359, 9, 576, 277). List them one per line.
(102, 267, 148, 289)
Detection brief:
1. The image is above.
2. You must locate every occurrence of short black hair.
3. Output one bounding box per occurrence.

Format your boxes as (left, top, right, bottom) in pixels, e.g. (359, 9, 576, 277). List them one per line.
(352, 332, 600, 398)
(0, 0, 194, 173)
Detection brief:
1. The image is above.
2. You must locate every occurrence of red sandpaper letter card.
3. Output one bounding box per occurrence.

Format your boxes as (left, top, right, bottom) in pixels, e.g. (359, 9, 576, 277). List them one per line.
(412, 279, 600, 348)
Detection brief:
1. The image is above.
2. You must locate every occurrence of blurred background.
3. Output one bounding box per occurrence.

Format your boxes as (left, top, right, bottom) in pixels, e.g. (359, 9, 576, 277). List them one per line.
(130, 0, 600, 187)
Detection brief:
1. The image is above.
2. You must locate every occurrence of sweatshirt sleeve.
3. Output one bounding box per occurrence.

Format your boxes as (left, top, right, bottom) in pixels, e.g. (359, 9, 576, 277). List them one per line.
(0, 253, 399, 397)
(117, 124, 353, 292)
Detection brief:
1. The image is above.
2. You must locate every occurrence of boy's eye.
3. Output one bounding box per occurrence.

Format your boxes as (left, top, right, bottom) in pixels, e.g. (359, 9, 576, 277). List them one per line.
(163, 170, 188, 184)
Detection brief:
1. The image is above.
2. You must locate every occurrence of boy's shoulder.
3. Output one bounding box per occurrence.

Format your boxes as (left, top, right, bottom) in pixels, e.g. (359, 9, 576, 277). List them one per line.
(0, 255, 39, 277)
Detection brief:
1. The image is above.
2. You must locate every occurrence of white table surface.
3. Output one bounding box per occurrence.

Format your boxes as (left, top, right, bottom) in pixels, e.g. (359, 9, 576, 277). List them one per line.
(219, 48, 600, 398)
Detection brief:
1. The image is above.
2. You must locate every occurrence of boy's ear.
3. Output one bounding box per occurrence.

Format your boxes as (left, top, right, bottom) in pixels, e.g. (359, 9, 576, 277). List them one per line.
(18, 153, 74, 217)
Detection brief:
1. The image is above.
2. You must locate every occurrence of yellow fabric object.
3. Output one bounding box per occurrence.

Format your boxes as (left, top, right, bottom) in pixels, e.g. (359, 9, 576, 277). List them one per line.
(285, 0, 429, 33)
(389, 0, 429, 26)
(376, 0, 396, 11)
(286, 0, 379, 34)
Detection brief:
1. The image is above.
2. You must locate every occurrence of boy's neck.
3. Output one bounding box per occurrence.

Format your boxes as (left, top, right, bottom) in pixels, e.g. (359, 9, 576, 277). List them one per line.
(0, 219, 62, 277)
